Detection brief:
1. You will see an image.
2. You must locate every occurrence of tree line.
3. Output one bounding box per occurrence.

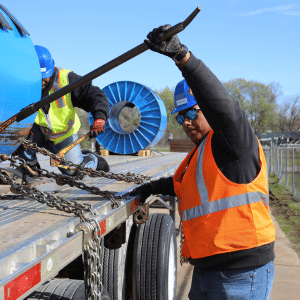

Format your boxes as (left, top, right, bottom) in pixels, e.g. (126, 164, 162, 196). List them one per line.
(75, 79, 300, 148)
(155, 79, 300, 146)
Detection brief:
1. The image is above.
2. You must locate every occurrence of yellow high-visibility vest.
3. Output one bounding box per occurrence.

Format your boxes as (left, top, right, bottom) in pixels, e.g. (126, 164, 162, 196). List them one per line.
(35, 67, 81, 144)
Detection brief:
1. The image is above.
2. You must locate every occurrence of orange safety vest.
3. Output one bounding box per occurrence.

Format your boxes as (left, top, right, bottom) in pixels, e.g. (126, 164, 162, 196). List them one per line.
(174, 130, 275, 259)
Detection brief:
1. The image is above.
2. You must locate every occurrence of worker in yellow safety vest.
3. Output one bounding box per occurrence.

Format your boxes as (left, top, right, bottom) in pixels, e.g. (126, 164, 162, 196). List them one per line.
(130, 25, 276, 299)
(17, 45, 110, 176)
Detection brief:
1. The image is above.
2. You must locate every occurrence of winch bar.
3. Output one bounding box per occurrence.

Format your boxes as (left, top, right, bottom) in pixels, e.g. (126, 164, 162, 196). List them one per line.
(15, 6, 201, 123)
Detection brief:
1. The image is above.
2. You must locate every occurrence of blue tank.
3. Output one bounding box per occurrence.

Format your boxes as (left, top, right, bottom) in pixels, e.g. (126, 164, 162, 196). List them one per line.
(89, 81, 167, 154)
(0, 4, 41, 156)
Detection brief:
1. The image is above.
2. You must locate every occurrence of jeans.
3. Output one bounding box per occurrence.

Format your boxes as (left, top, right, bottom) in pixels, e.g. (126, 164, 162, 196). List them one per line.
(188, 261, 274, 300)
(18, 123, 97, 175)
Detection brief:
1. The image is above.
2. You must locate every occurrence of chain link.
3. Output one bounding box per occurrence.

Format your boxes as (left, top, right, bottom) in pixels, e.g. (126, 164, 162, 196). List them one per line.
(0, 170, 92, 219)
(0, 140, 152, 299)
(56, 175, 121, 208)
(82, 219, 103, 300)
(22, 139, 151, 184)
(30, 166, 121, 208)
(179, 217, 189, 265)
(0, 164, 103, 299)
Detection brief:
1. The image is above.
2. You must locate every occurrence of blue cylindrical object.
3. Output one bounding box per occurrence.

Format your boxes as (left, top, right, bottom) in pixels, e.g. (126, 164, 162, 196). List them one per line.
(89, 81, 167, 154)
(0, 5, 41, 156)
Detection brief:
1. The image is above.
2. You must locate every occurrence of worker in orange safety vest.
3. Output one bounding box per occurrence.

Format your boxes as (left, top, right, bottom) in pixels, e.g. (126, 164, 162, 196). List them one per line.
(130, 25, 276, 299)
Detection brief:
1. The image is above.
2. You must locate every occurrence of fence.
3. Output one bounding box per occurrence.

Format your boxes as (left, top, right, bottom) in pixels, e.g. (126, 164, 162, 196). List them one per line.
(263, 143, 300, 201)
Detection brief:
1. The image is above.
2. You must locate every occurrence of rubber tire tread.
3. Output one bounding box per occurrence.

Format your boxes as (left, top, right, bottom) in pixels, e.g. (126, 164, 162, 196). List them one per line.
(132, 213, 177, 300)
(25, 279, 85, 300)
(25, 278, 111, 300)
(100, 217, 133, 299)
(133, 213, 162, 300)
(157, 213, 177, 300)
(101, 243, 118, 298)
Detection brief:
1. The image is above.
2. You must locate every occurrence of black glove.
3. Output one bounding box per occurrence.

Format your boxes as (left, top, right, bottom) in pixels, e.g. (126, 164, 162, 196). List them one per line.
(144, 24, 184, 59)
(129, 177, 175, 205)
(129, 183, 154, 205)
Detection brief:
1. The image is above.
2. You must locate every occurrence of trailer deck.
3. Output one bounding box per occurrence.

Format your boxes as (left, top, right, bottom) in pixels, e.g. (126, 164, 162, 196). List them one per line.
(0, 151, 186, 300)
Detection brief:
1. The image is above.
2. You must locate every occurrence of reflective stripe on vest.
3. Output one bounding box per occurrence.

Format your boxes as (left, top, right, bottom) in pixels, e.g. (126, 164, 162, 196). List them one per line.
(183, 192, 269, 221)
(182, 136, 269, 221)
(48, 119, 75, 139)
(52, 77, 66, 108)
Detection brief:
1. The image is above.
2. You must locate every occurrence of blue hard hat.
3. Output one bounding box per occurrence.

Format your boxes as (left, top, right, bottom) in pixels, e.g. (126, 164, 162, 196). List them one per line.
(34, 45, 55, 79)
(171, 79, 197, 114)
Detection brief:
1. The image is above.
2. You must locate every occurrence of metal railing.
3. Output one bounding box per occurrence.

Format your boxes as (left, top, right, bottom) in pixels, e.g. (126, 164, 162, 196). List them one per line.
(263, 143, 300, 201)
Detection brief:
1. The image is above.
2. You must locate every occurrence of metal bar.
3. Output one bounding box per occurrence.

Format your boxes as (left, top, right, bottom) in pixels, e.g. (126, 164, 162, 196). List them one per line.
(278, 147, 280, 175)
(280, 149, 283, 178)
(270, 139, 273, 174)
(50, 132, 90, 166)
(169, 196, 177, 224)
(292, 146, 295, 195)
(285, 146, 288, 186)
(15, 7, 201, 123)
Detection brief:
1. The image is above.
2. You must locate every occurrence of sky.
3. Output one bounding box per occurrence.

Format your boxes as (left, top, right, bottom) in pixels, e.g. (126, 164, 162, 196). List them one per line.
(2, 0, 300, 103)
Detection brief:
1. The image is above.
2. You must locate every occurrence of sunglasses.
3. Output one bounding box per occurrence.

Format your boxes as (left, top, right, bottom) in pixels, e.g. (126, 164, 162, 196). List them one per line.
(175, 108, 200, 125)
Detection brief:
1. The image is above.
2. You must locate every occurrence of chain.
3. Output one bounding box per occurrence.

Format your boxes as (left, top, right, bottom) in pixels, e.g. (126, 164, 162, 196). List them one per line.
(0, 171, 23, 199)
(81, 219, 103, 300)
(22, 140, 151, 184)
(0, 170, 93, 220)
(0, 165, 103, 299)
(0, 171, 12, 185)
(179, 217, 189, 265)
(30, 167, 121, 208)
(1, 140, 152, 299)
(0, 148, 145, 208)
(0, 154, 38, 177)
(56, 175, 120, 208)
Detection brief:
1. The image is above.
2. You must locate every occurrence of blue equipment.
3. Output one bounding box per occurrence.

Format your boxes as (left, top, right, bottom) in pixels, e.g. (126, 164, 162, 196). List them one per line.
(0, 4, 41, 156)
(89, 81, 167, 154)
(34, 45, 55, 79)
(171, 79, 197, 114)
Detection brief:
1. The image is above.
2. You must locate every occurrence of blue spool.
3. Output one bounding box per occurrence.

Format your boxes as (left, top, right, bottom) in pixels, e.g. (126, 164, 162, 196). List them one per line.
(0, 5, 41, 156)
(89, 81, 167, 154)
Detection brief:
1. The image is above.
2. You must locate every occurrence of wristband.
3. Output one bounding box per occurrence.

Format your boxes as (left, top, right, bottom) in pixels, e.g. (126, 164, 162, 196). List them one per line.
(172, 45, 189, 63)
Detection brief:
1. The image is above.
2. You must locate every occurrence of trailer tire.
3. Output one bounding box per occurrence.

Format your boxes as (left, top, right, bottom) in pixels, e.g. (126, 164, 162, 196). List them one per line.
(25, 278, 110, 299)
(133, 213, 177, 300)
(101, 216, 133, 299)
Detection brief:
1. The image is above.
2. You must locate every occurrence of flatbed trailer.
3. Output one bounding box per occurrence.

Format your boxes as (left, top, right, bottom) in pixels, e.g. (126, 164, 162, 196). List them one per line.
(0, 152, 186, 300)
(0, 4, 200, 299)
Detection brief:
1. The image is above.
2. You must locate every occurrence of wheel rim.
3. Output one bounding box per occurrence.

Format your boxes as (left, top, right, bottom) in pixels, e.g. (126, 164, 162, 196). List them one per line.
(168, 235, 176, 300)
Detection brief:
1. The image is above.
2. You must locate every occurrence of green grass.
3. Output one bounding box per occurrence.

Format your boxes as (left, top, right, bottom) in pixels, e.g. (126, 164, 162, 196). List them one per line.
(269, 174, 300, 257)
(288, 202, 300, 212)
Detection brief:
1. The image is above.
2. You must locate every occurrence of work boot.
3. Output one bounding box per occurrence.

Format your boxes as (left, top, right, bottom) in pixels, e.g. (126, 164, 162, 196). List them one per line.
(82, 149, 110, 172)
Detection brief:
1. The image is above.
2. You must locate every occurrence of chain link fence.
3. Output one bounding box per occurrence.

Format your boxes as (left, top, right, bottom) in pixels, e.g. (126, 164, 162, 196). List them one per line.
(263, 142, 300, 201)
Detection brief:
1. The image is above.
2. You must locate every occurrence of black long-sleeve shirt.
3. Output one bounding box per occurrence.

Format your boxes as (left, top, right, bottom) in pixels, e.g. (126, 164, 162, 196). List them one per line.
(155, 53, 275, 270)
(42, 67, 109, 121)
